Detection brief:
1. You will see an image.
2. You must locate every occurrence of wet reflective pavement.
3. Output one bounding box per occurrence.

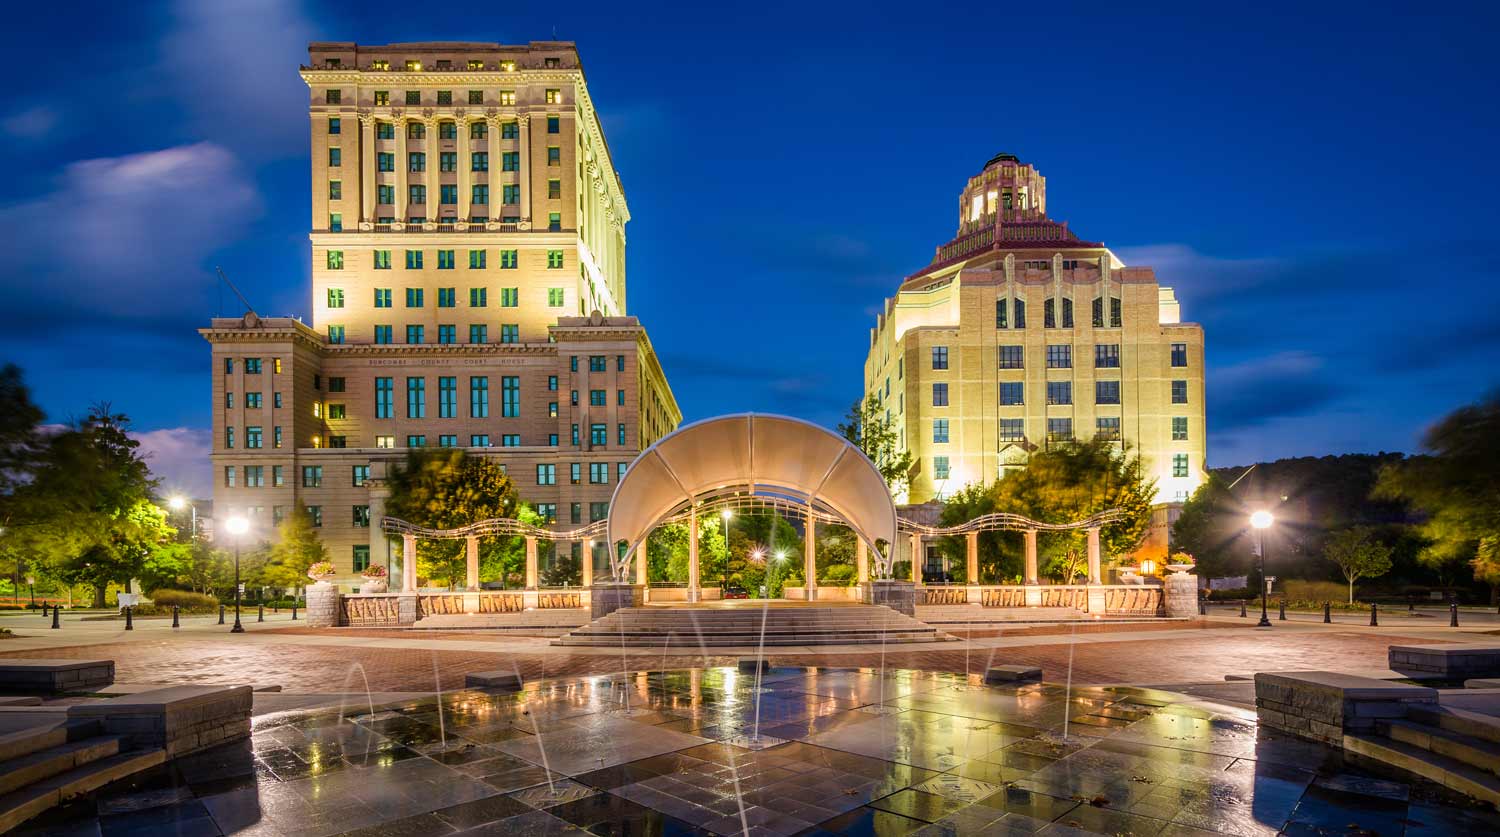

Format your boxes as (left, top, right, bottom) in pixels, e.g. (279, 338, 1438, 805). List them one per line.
(20, 666, 1500, 836)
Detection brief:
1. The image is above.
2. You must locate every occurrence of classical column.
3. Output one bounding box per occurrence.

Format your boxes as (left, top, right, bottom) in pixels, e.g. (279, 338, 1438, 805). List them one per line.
(581, 542, 593, 587)
(358, 114, 375, 225)
(909, 533, 922, 583)
(636, 533, 649, 586)
(424, 116, 439, 224)
(855, 538, 869, 584)
(486, 116, 503, 225)
(457, 117, 471, 221)
(401, 534, 417, 593)
(966, 532, 979, 585)
(687, 506, 701, 602)
(395, 117, 408, 222)
(517, 114, 532, 225)
(1023, 529, 1039, 584)
(465, 536, 479, 590)
(803, 508, 818, 601)
(524, 536, 538, 588)
(1086, 527, 1102, 585)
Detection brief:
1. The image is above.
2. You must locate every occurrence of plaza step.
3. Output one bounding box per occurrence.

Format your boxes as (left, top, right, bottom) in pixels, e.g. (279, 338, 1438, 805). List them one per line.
(1345, 733, 1500, 807)
(0, 719, 167, 832)
(551, 604, 954, 647)
(1380, 719, 1500, 776)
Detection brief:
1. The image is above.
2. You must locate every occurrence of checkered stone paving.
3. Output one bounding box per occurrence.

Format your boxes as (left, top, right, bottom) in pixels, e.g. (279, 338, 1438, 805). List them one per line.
(15, 666, 1500, 836)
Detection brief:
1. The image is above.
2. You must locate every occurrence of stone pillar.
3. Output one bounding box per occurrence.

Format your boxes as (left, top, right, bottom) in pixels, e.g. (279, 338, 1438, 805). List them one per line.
(581, 542, 593, 587)
(305, 582, 340, 627)
(865, 580, 916, 616)
(636, 533, 649, 587)
(395, 118, 408, 221)
(908, 533, 922, 583)
(517, 114, 531, 225)
(525, 536, 538, 588)
(687, 506, 701, 602)
(856, 538, 869, 584)
(358, 114, 375, 225)
(465, 536, 479, 591)
(486, 116, 503, 225)
(1023, 529, 1039, 584)
(965, 532, 979, 585)
(457, 117, 471, 221)
(368, 479, 391, 577)
(803, 508, 818, 601)
(401, 534, 417, 593)
(1086, 527, 1102, 585)
(1164, 571, 1197, 618)
(591, 583, 643, 619)
(424, 117, 439, 224)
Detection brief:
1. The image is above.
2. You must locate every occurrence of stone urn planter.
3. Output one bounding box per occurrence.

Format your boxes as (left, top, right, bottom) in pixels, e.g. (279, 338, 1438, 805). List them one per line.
(360, 564, 389, 593)
(306, 561, 337, 585)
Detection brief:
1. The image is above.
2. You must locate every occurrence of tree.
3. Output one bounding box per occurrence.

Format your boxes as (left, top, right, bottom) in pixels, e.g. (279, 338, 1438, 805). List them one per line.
(259, 507, 328, 593)
(838, 395, 914, 497)
(480, 503, 541, 587)
(384, 449, 519, 588)
(1323, 527, 1393, 603)
(941, 440, 1155, 582)
(0, 364, 43, 498)
(1171, 474, 1256, 580)
(1376, 392, 1500, 601)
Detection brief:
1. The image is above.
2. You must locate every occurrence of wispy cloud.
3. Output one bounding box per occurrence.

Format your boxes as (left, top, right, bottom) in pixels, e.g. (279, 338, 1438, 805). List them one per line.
(133, 426, 213, 500)
(2, 105, 59, 140)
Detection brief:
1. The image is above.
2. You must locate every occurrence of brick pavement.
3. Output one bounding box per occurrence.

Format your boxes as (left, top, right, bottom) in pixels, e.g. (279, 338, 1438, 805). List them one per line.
(0, 624, 1440, 693)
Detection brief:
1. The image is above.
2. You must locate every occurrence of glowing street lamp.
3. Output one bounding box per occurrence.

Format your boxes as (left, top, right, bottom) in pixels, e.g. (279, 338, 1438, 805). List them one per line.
(168, 495, 197, 542)
(1249, 511, 1274, 627)
(225, 516, 250, 633)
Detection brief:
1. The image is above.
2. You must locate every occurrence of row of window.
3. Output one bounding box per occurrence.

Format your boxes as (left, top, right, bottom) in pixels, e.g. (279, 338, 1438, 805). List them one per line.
(225, 419, 630, 451)
(928, 451, 1193, 482)
(340, 115, 563, 139)
(930, 380, 1191, 407)
(330, 286, 564, 309)
(932, 416, 1192, 444)
(326, 87, 564, 106)
(333, 146, 563, 170)
(327, 249, 565, 271)
(993, 296, 1124, 330)
(927, 343, 1188, 371)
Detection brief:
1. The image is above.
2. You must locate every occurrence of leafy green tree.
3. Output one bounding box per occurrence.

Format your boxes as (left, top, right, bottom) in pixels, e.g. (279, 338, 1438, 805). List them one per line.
(1323, 527, 1393, 603)
(1376, 392, 1500, 600)
(1171, 474, 1256, 579)
(838, 395, 914, 496)
(479, 503, 541, 587)
(258, 507, 328, 593)
(539, 541, 579, 587)
(384, 449, 519, 588)
(937, 482, 1023, 584)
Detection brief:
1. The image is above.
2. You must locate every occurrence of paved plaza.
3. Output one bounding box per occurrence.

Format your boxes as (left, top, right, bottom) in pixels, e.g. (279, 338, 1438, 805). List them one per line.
(13, 663, 1500, 836)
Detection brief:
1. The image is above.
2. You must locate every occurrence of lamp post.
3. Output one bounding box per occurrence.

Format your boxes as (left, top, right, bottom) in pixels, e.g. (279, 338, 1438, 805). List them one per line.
(1250, 511, 1274, 627)
(25, 575, 34, 609)
(168, 496, 197, 542)
(225, 516, 249, 633)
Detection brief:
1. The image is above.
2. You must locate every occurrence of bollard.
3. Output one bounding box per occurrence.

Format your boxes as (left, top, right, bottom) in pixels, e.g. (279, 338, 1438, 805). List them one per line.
(124, 606, 133, 631)
(219, 604, 225, 625)
(1450, 603, 1459, 627)
(1240, 600, 1247, 618)
(1370, 602, 1379, 626)
(1198, 598, 1206, 616)
(1278, 600, 1286, 621)
(1409, 602, 1415, 615)
(51, 606, 60, 630)
(41, 603, 48, 618)
(172, 605, 180, 629)
(274, 603, 279, 615)
(1323, 601, 1332, 623)
(291, 602, 298, 621)
(258, 605, 264, 623)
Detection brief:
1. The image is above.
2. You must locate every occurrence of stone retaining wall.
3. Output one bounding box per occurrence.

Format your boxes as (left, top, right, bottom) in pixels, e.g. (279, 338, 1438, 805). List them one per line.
(1255, 671, 1437, 747)
(68, 685, 253, 758)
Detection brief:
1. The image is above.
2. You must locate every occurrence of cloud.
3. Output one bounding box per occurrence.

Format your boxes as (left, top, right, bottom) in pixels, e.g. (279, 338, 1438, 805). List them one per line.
(159, 0, 315, 156)
(133, 427, 213, 500)
(1210, 351, 1346, 432)
(0, 143, 260, 327)
(2, 106, 58, 140)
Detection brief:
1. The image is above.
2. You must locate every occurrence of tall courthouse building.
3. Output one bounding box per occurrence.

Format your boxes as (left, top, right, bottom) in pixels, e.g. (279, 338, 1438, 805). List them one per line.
(864, 154, 1205, 517)
(203, 42, 680, 582)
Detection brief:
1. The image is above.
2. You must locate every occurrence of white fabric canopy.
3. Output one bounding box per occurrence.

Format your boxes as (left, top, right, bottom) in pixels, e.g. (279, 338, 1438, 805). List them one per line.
(606, 413, 897, 557)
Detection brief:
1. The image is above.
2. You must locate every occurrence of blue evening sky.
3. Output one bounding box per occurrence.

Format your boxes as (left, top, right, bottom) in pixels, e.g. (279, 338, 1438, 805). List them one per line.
(1, 1, 1497, 496)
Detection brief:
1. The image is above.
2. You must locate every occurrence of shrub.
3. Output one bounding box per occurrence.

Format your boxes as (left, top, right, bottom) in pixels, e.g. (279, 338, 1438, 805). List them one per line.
(1281, 579, 1346, 604)
(820, 564, 858, 587)
(144, 589, 220, 613)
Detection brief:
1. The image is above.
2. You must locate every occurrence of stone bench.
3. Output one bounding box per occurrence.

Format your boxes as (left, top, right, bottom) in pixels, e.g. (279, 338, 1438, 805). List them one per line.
(0, 660, 114, 694)
(464, 671, 523, 690)
(985, 665, 1042, 684)
(66, 685, 252, 758)
(1255, 671, 1437, 747)
(1389, 644, 1500, 679)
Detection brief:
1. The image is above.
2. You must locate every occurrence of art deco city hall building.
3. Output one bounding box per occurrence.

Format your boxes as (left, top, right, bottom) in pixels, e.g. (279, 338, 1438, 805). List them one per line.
(865, 154, 1205, 509)
(202, 42, 680, 582)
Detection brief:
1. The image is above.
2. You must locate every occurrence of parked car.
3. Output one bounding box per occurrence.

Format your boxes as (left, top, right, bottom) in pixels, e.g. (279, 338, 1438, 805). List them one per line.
(722, 585, 749, 599)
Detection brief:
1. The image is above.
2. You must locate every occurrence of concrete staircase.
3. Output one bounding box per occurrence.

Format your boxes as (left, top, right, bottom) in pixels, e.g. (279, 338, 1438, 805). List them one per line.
(1345, 704, 1500, 806)
(0, 719, 166, 832)
(551, 604, 955, 647)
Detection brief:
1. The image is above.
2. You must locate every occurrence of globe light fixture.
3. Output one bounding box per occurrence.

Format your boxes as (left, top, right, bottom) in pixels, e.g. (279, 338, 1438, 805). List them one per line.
(225, 516, 250, 536)
(774, 550, 786, 561)
(1250, 510, 1274, 530)
(1249, 510, 1274, 627)
(168, 495, 187, 511)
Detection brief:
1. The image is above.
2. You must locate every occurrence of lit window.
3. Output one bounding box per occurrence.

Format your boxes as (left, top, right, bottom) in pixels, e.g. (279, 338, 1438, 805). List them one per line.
(545, 89, 561, 104)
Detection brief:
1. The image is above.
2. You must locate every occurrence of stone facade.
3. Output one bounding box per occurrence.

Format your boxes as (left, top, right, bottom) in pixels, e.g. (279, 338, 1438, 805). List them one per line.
(202, 41, 681, 587)
(1254, 671, 1437, 747)
(590, 582, 643, 619)
(68, 685, 253, 758)
(865, 580, 916, 616)
(863, 154, 1206, 519)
